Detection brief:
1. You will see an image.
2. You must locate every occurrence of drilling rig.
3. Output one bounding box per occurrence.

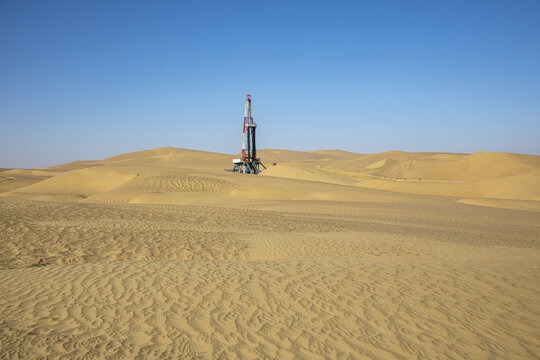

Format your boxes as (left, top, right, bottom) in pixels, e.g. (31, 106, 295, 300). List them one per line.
(226, 94, 266, 174)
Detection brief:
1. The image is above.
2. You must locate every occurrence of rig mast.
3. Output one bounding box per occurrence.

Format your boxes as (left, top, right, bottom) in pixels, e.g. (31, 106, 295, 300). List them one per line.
(227, 95, 265, 174)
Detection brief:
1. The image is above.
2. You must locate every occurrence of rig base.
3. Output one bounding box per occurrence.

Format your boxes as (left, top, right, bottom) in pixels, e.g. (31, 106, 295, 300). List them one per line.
(225, 159, 266, 174)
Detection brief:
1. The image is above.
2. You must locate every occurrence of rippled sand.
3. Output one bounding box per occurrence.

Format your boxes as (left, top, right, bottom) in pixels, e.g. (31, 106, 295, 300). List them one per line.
(0, 148, 539, 359)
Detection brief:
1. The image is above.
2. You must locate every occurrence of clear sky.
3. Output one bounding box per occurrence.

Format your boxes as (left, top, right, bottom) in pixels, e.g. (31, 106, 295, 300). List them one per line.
(1, 0, 539, 168)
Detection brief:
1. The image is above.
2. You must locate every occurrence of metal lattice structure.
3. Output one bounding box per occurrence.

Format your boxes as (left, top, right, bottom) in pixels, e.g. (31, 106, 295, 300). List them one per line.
(226, 95, 266, 174)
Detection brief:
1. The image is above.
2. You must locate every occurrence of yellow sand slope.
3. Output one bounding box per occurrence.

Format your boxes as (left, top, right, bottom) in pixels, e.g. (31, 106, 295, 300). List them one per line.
(3, 147, 539, 209)
(261, 150, 540, 209)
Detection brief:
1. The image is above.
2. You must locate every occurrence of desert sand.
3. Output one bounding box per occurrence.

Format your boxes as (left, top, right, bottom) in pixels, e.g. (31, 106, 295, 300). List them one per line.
(0, 147, 539, 359)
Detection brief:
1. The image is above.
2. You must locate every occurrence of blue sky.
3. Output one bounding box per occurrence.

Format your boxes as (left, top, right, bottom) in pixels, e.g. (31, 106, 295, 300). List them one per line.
(1, 0, 539, 168)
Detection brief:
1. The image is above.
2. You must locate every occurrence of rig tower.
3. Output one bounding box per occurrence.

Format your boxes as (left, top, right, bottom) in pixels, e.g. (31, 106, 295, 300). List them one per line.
(227, 94, 265, 174)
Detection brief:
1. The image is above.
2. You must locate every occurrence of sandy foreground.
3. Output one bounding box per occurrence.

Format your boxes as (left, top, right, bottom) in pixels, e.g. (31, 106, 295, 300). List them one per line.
(0, 147, 539, 359)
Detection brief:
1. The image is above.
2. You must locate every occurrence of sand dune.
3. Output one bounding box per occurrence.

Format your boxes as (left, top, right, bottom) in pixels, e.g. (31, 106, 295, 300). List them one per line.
(1, 147, 539, 358)
(0, 168, 55, 193)
(8, 167, 137, 199)
(256, 149, 362, 164)
(362, 151, 539, 182)
(0, 148, 540, 210)
(3, 147, 539, 208)
(262, 150, 540, 207)
(103, 147, 234, 169)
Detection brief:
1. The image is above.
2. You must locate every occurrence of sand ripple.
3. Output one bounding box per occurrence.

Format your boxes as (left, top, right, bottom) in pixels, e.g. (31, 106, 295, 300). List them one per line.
(0, 259, 538, 359)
